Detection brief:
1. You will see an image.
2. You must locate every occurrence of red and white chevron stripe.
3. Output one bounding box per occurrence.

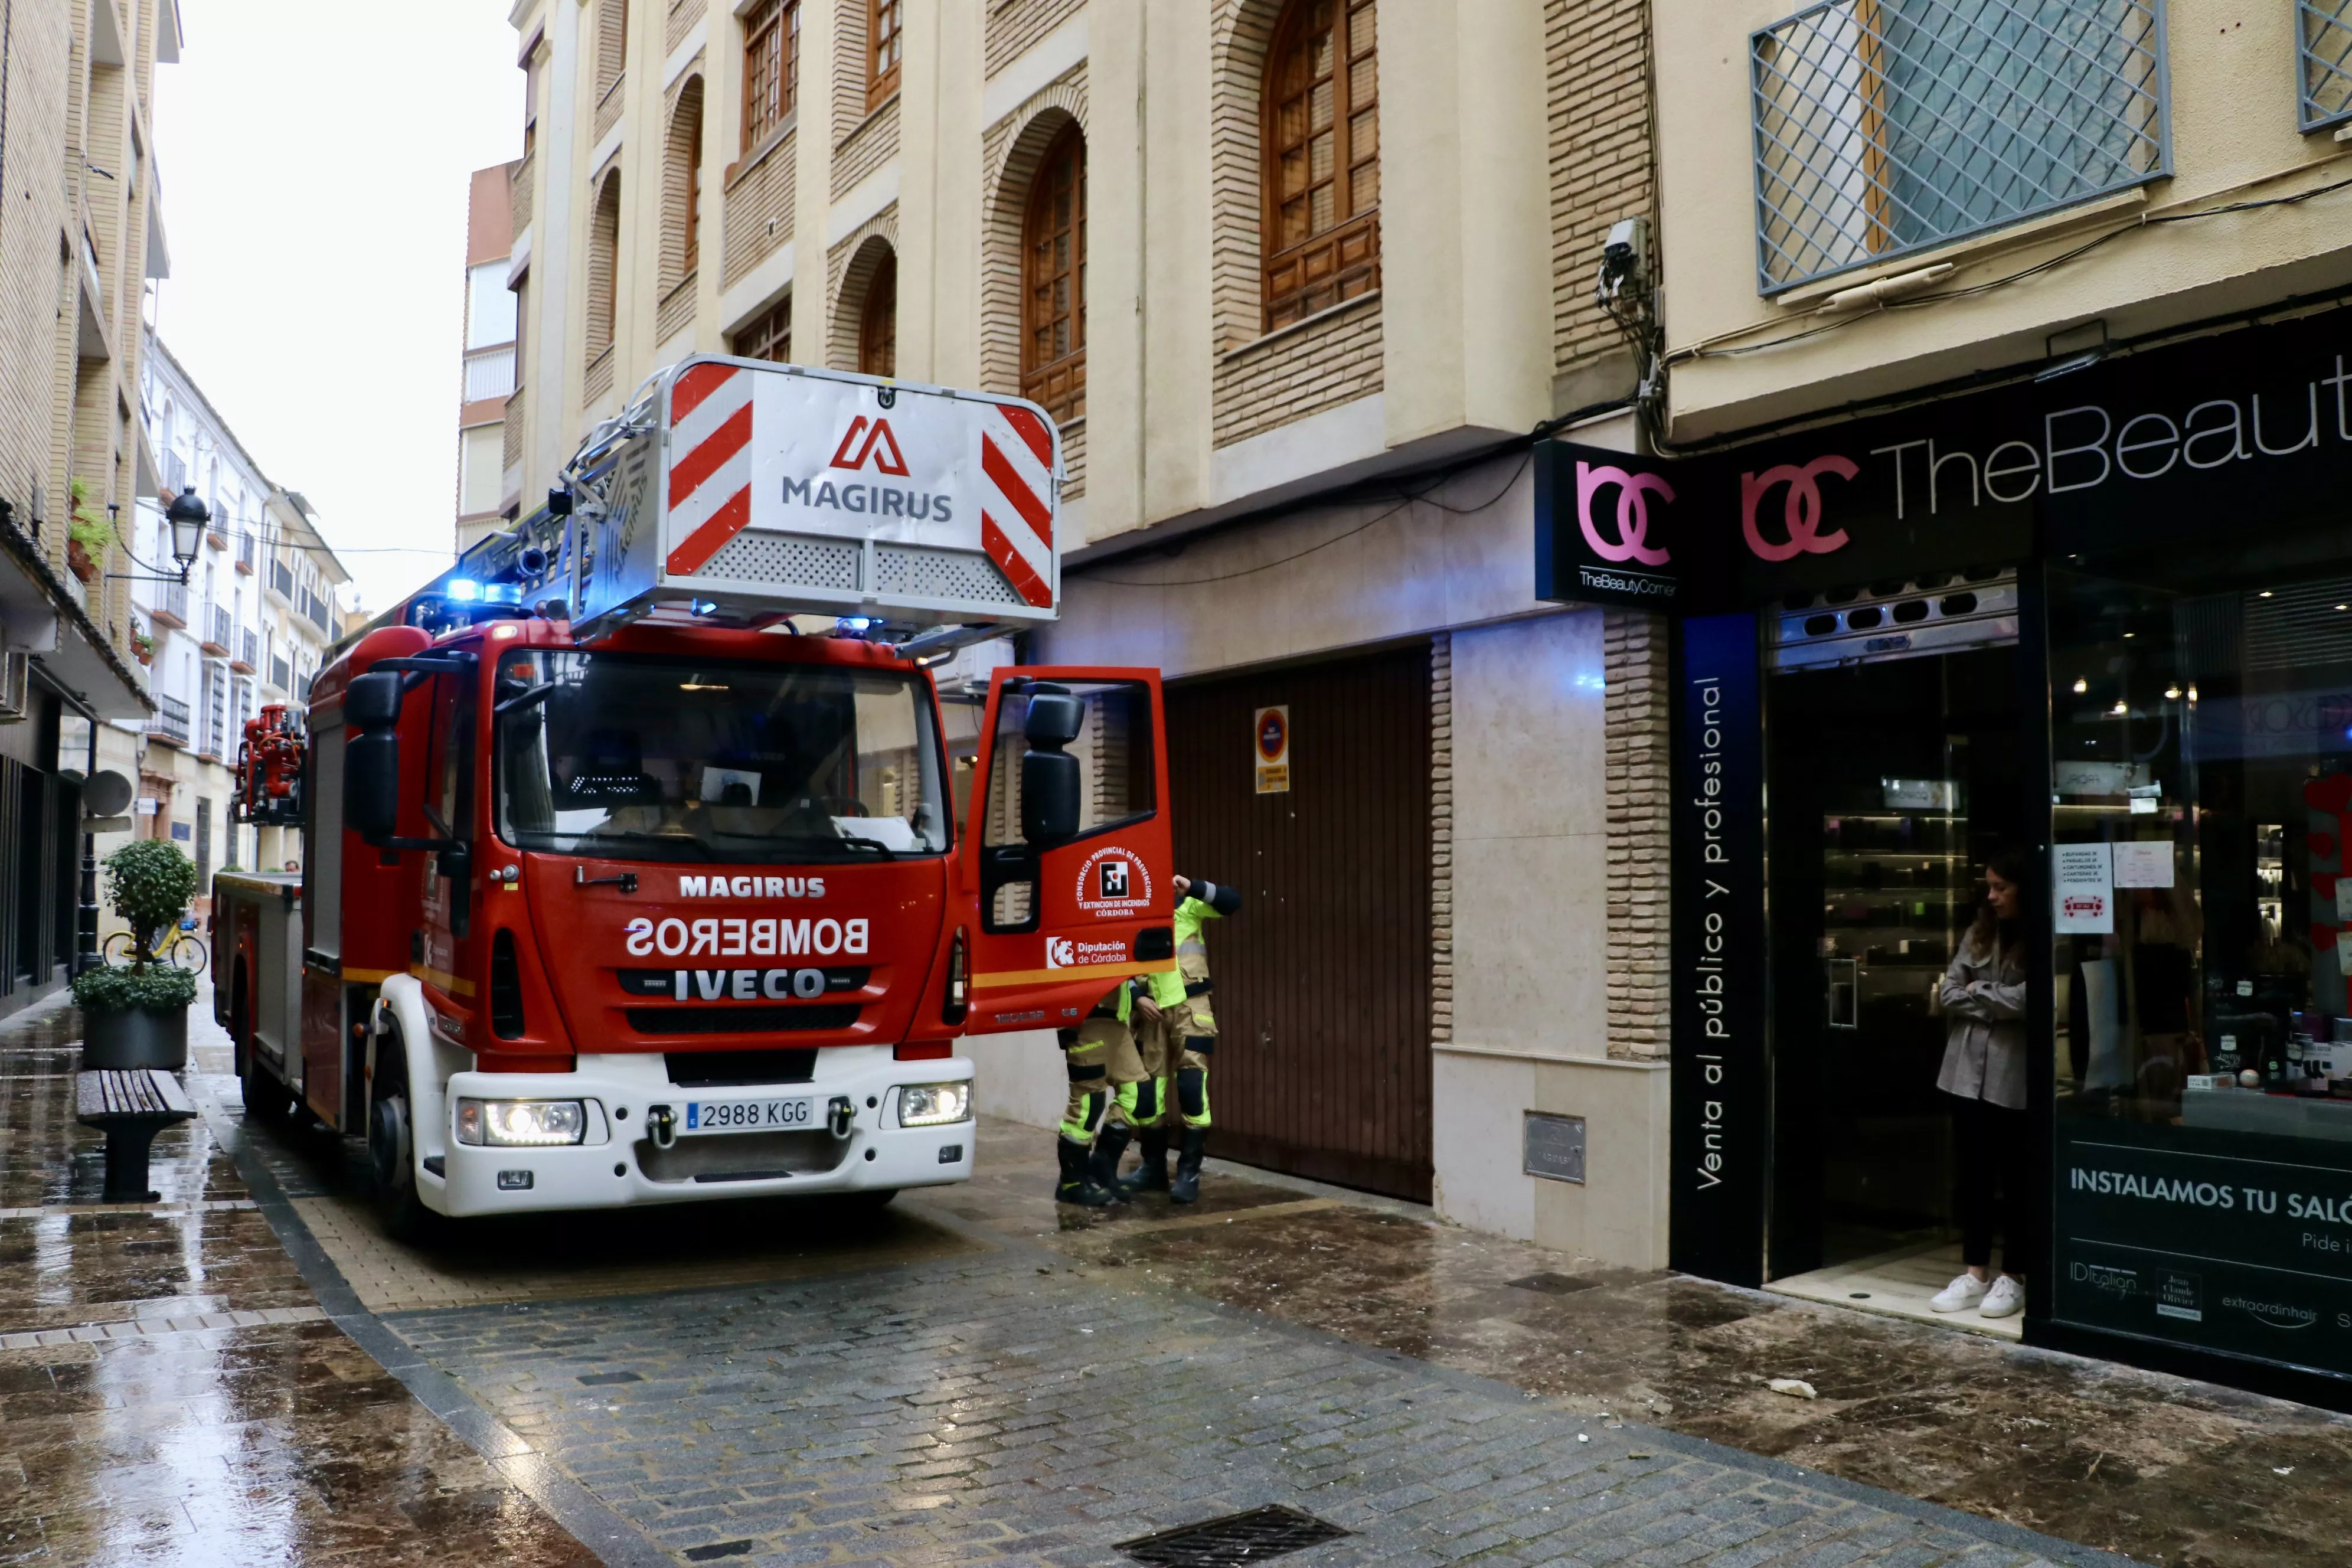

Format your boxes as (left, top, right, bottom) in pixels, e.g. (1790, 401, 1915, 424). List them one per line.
(664, 363, 756, 576)
(979, 405, 1054, 609)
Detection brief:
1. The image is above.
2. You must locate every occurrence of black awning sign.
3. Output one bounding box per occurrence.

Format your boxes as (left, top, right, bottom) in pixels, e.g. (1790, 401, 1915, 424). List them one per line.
(1534, 439, 1698, 609)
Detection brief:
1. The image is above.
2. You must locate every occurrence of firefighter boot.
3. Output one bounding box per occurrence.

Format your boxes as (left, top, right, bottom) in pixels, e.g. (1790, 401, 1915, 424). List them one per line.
(1054, 1138, 1119, 1207)
(1119, 1129, 1171, 1194)
(1087, 1123, 1134, 1201)
(1169, 1128, 1208, 1204)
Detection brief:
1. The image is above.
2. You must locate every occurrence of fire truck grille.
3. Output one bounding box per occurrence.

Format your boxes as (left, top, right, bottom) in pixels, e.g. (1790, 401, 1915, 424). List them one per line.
(873, 544, 1024, 606)
(623, 1004, 860, 1035)
(703, 530, 862, 591)
(664, 1048, 818, 1087)
(636, 1129, 853, 1184)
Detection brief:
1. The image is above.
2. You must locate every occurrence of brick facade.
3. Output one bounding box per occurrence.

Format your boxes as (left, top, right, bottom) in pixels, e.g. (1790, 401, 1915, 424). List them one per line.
(657, 66, 705, 345)
(593, 0, 629, 142)
(722, 131, 797, 290)
(825, 206, 900, 372)
(1430, 632, 1455, 1048)
(1546, 0, 1654, 397)
(979, 71, 1088, 494)
(985, 0, 1083, 78)
(1211, 294, 1383, 451)
(1602, 608, 1670, 1061)
(832, 94, 900, 202)
(665, 0, 705, 57)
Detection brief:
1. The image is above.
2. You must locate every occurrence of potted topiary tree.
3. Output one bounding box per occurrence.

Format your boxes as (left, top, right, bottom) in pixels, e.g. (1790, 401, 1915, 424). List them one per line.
(74, 838, 202, 1070)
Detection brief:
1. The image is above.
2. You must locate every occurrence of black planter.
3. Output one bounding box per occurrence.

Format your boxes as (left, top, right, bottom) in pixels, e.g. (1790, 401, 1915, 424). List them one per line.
(80, 1005, 189, 1071)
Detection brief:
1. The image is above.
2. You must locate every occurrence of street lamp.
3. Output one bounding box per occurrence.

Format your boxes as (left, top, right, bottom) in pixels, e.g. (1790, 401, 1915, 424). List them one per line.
(164, 491, 207, 579)
(112, 491, 211, 586)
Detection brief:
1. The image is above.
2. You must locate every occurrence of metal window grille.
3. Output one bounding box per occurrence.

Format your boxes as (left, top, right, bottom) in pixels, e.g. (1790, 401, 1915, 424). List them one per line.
(2304, 1, 2352, 129)
(1749, 0, 2170, 294)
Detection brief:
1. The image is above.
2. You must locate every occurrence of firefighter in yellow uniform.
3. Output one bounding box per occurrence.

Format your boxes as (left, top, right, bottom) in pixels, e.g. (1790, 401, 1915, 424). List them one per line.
(1121, 873, 1242, 1203)
(1055, 979, 1150, 1206)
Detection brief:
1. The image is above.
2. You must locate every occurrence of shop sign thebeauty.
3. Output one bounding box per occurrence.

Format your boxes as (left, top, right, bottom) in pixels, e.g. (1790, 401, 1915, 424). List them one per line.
(1536, 317, 2352, 613)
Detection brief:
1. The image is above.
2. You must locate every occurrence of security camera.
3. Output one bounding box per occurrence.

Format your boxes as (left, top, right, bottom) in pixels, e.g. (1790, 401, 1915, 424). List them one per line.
(1598, 217, 1651, 303)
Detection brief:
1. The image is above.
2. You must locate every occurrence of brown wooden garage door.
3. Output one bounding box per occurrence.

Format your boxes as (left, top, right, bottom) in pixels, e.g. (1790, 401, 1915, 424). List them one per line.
(1164, 644, 1432, 1201)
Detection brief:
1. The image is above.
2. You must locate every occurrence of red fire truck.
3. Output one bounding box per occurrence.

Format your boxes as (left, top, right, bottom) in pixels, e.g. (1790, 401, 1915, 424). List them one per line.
(213, 357, 1171, 1234)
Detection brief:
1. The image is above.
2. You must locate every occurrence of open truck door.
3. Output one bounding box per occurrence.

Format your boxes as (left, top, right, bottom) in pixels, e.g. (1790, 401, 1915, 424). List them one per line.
(958, 668, 1174, 1033)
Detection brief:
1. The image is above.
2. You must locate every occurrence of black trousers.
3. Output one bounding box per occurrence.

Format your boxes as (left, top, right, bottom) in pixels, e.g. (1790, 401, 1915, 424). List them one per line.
(1950, 1091, 2032, 1273)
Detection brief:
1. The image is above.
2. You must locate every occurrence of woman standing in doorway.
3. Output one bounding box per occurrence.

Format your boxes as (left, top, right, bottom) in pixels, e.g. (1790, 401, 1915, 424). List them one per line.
(1930, 850, 2030, 1320)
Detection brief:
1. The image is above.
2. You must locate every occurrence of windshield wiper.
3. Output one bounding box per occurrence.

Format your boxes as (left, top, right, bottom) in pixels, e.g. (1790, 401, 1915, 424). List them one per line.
(835, 834, 898, 859)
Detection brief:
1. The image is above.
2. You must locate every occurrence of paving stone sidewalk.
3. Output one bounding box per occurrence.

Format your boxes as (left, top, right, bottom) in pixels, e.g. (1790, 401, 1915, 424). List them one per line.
(390, 1243, 2131, 1568)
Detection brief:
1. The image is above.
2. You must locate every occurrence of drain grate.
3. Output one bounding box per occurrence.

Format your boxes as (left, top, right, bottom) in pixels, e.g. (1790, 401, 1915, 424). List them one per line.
(1118, 1505, 1350, 1566)
(1508, 1271, 1601, 1295)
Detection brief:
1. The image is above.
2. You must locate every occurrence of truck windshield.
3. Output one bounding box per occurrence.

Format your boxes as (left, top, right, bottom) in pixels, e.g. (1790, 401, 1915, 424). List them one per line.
(492, 650, 949, 863)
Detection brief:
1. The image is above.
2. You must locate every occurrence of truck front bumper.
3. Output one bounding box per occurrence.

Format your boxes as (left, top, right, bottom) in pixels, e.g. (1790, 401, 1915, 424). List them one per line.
(420, 1047, 974, 1218)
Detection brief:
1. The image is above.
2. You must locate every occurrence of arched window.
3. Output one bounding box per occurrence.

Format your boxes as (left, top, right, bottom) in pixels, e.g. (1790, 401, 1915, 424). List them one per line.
(588, 172, 622, 362)
(1021, 124, 1085, 424)
(860, 251, 897, 378)
(664, 80, 705, 289)
(1262, 0, 1379, 332)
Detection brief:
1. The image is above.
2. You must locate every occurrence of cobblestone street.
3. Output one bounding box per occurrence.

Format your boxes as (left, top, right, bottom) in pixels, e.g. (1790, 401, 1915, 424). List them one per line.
(387, 1237, 2115, 1568)
(15, 982, 2352, 1565)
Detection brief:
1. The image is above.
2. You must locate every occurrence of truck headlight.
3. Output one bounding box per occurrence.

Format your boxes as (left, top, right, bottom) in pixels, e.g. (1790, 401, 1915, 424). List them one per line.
(455, 1098, 587, 1146)
(897, 1082, 972, 1127)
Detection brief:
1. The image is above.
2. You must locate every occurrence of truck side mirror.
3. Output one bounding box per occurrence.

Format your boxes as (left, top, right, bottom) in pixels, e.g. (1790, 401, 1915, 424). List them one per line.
(1022, 691, 1084, 749)
(1021, 749, 1081, 845)
(345, 730, 401, 845)
(345, 670, 403, 730)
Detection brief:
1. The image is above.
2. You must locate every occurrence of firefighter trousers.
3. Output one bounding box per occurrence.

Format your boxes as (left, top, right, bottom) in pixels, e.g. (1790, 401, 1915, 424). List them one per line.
(1135, 1000, 1214, 1131)
(1058, 1016, 1149, 1144)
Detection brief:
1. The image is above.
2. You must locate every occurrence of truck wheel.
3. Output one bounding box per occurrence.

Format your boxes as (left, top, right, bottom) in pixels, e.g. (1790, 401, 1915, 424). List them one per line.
(240, 1043, 297, 1125)
(234, 976, 296, 1124)
(368, 1024, 432, 1243)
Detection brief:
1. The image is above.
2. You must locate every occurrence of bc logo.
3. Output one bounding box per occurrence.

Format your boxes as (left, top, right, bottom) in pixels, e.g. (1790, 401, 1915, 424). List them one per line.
(1574, 462, 1675, 567)
(1741, 455, 1858, 562)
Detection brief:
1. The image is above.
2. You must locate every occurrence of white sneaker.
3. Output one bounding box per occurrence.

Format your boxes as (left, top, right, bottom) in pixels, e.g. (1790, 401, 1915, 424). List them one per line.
(1929, 1273, 1988, 1312)
(1978, 1276, 2024, 1319)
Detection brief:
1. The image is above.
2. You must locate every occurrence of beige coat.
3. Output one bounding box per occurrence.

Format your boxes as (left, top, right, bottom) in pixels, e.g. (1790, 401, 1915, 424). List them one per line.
(1938, 930, 2027, 1110)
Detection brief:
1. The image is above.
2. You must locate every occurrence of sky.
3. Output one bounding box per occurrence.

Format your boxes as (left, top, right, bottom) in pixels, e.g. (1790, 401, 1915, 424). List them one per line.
(151, 2, 525, 615)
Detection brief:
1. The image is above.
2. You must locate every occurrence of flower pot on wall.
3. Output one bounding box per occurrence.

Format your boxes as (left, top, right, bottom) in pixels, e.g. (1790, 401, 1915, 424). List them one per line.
(80, 1004, 188, 1070)
(66, 540, 97, 583)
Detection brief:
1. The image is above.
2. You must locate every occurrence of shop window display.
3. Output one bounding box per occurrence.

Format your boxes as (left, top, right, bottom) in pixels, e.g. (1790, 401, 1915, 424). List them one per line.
(2052, 569, 2352, 1373)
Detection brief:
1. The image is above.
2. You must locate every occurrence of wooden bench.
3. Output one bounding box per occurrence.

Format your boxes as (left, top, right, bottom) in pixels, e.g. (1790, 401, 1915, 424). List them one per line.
(75, 1069, 198, 1202)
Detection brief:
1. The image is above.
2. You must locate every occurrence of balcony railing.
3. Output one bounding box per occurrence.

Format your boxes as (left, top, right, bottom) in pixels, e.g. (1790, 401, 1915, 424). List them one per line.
(1748, 0, 2169, 293)
(153, 580, 189, 629)
(269, 558, 295, 603)
(236, 530, 256, 573)
(204, 605, 232, 655)
(235, 628, 259, 671)
(271, 654, 291, 692)
(303, 588, 333, 636)
(2304, 1, 2352, 130)
(147, 693, 190, 747)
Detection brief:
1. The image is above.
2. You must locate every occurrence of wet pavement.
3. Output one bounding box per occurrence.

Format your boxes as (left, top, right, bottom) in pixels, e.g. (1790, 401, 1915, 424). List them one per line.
(9, 976, 2352, 1565)
(0, 989, 598, 1567)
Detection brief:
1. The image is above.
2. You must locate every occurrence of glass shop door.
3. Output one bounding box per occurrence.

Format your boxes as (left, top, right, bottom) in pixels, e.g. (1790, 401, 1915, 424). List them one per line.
(1766, 641, 2022, 1283)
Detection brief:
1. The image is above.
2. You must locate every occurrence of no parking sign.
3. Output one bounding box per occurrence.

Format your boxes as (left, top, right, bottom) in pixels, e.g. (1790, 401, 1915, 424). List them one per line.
(1254, 705, 1290, 794)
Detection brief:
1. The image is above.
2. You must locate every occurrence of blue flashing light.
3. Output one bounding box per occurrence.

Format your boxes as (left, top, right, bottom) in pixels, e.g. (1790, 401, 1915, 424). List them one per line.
(484, 583, 524, 605)
(445, 578, 482, 602)
(841, 617, 874, 632)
